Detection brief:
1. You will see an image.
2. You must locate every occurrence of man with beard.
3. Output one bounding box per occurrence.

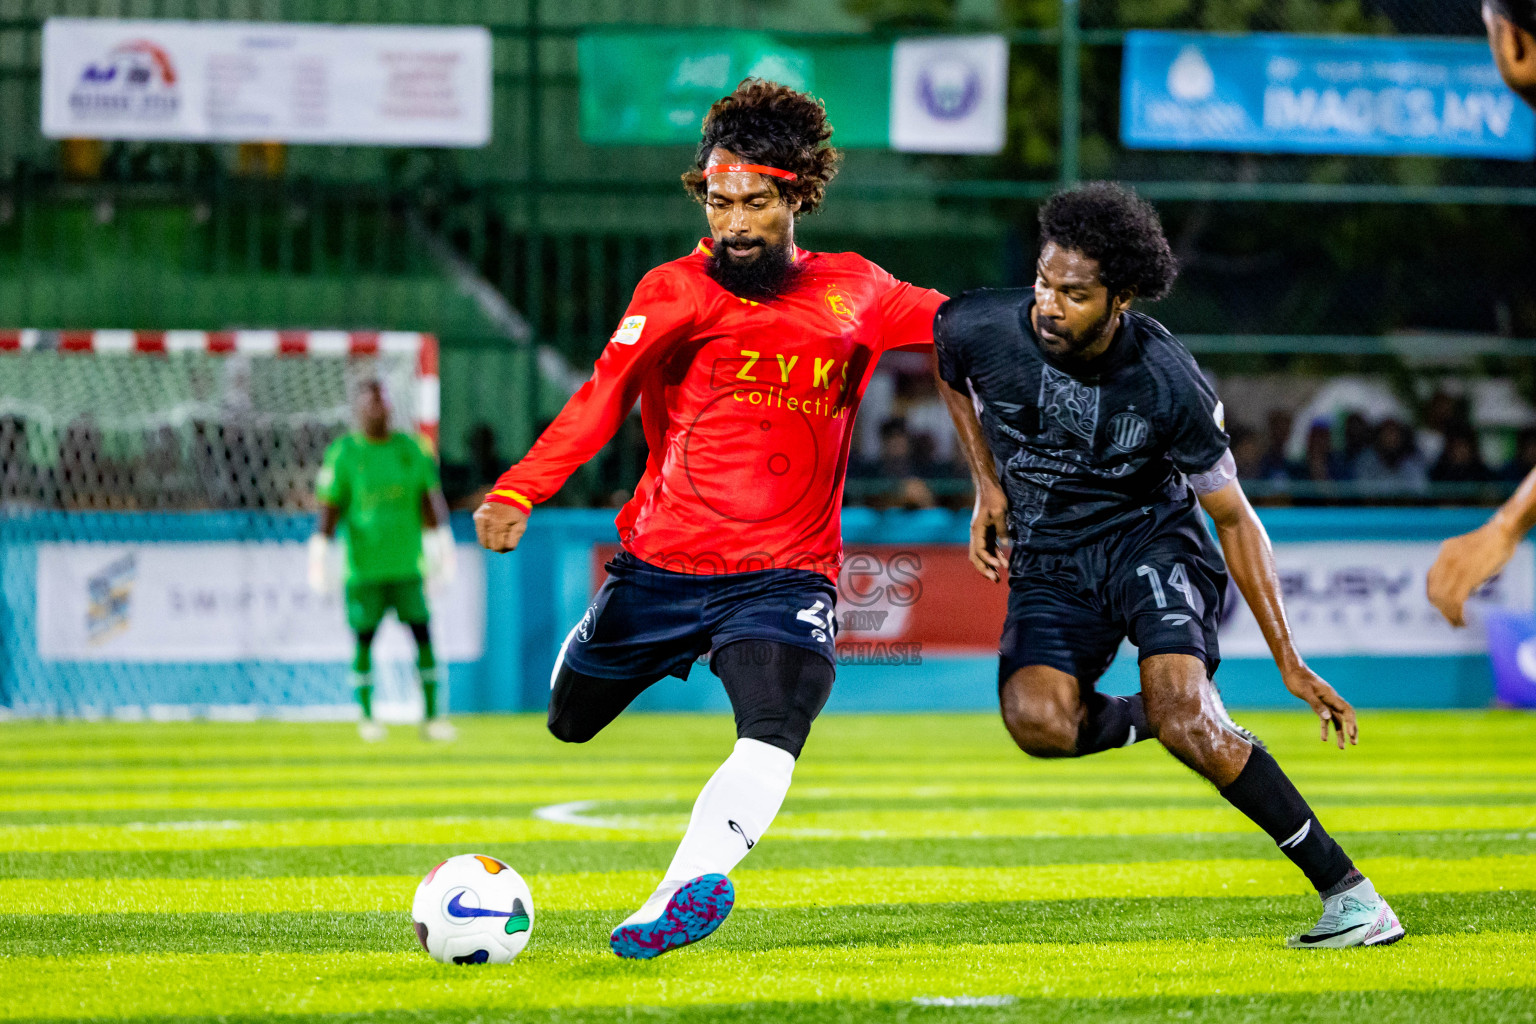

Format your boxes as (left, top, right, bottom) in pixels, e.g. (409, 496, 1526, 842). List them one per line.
(1426, 0, 1536, 625)
(473, 79, 944, 959)
(934, 183, 1403, 948)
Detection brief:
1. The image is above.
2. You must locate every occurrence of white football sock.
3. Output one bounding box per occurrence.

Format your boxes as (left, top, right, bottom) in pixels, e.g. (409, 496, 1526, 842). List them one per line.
(621, 737, 795, 926)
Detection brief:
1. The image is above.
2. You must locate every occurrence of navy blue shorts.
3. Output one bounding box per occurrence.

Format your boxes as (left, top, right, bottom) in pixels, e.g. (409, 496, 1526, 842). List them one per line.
(1000, 502, 1226, 688)
(556, 550, 838, 683)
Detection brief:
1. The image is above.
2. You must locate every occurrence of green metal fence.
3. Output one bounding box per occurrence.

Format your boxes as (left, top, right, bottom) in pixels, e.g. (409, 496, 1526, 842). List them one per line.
(0, 0, 1531, 497)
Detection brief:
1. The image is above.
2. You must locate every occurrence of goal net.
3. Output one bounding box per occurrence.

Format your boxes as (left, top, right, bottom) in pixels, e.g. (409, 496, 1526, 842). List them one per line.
(0, 329, 454, 721)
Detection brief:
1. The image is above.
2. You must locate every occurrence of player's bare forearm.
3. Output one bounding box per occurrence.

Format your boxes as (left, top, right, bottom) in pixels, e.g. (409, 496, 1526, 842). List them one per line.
(422, 490, 449, 530)
(316, 504, 341, 539)
(937, 375, 999, 489)
(1427, 466, 1536, 626)
(1202, 482, 1300, 672)
(474, 500, 529, 553)
(1200, 480, 1357, 746)
(937, 374, 1008, 581)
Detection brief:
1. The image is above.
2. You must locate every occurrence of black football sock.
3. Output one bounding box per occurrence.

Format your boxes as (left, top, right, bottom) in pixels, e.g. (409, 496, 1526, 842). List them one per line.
(1218, 745, 1354, 894)
(1075, 693, 1154, 754)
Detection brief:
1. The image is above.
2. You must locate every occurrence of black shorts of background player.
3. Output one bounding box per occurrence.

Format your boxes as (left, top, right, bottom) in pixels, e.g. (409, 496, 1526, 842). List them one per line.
(933, 183, 1403, 948)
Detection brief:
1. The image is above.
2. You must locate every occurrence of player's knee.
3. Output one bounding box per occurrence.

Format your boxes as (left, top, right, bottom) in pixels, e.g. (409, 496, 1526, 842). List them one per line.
(546, 709, 598, 745)
(1000, 689, 1078, 758)
(735, 715, 810, 760)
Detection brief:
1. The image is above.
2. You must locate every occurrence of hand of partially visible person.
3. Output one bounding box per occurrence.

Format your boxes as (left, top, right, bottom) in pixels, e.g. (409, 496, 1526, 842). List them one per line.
(1281, 665, 1358, 750)
(423, 524, 458, 585)
(474, 501, 530, 553)
(1427, 520, 1519, 628)
(969, 483, 1009, 583)
(307, 534, 338, 595)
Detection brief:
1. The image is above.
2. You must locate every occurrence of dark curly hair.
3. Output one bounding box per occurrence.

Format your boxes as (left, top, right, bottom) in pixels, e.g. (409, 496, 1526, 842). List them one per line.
(1490, 0, 1536, 33)
(1038, 182, 1179, 301)
(681, 79, 841, 215)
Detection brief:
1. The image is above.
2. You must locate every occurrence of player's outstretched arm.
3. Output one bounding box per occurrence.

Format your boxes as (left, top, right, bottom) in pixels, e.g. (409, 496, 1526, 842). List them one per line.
(1198, 474, 1358, 749)
(935, 371, 1007, 583)
(1427, 466, 1536, 627)
(477, 268, 694, 547)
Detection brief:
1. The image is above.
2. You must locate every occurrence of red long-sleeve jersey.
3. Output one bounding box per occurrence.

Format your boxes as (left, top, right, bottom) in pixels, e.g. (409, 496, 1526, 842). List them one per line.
(487, 239, 946, 580)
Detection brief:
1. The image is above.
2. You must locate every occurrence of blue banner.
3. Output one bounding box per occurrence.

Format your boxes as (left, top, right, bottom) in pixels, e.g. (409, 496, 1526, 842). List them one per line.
(1122, 31, 1536, 160)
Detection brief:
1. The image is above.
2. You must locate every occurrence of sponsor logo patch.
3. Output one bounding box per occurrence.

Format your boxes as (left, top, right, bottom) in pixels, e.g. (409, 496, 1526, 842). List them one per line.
(610, 315, 646, 345)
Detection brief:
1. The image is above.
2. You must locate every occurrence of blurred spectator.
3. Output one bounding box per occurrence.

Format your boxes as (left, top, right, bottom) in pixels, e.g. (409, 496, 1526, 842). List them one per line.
(1416, 388, 1470, 467)
(1302, 421, 1350, 483)
(1229, 423, 1263, 480)
(444, 422, 509, 509)
(1341, 412, 1373, 476)
(893, 369, 957, 466)
(1503, 428, 1536, 483)
(1430, 424, 1493, 484)
(1256, 409, 1295, 481)
(58, 415, 132, 510)
(854, 418, 917, 479)
(136, 425, 197, 510)
(1354, 418, 1428, 493)
(468, 423, 505, 489)
(851, 418, 939, 509)
(0, 415, 35, 507)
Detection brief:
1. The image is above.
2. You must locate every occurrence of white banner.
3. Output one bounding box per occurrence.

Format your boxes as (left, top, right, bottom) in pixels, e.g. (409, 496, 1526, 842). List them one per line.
(890, 35, 1008, 154)
(36, 542, 485, 663)
(41, 18, 491, 146)
(1220, 541, 1535, 657)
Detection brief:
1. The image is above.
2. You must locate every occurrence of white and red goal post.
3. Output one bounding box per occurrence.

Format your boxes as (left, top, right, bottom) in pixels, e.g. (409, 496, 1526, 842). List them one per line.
(0, 329, 439, 447)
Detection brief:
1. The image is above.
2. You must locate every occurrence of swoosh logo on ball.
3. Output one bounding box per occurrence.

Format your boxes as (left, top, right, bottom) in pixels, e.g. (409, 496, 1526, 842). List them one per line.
(447, 893, 531, 936)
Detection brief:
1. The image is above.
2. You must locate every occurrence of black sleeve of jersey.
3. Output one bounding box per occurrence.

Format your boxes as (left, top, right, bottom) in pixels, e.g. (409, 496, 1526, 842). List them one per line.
(932, 297, 968, 392)
(1162, 349, 1230, 475)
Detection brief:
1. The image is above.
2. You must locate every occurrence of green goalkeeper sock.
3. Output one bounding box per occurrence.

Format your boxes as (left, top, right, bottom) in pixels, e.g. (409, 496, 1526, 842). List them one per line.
(421, 667, 440, 721)
(351, 672, 375, 720)
(416, 634, 439, 720)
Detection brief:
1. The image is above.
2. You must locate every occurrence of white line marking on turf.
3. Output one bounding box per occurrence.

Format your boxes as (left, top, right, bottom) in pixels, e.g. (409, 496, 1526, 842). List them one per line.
(531, 800, 637, 830)
(912, 996, 1018, 1007)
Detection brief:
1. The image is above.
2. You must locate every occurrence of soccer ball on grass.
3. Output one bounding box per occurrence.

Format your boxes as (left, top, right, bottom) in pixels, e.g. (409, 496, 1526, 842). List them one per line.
(411, 853, 534, 964)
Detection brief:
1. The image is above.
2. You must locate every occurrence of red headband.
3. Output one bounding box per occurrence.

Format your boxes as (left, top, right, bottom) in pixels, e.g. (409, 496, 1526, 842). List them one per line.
(702, 162, 798, 182)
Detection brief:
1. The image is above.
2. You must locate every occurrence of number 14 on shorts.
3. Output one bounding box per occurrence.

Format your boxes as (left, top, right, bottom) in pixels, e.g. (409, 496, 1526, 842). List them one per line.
(1138, 563, 1197, 625)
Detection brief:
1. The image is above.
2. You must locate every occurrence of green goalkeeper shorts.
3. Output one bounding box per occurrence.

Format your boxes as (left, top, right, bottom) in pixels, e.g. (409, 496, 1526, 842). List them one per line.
(345, 577, 431, 633)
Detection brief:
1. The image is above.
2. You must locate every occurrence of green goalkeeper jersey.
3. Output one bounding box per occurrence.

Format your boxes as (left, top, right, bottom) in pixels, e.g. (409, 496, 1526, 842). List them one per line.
(316, 432, 440, 584)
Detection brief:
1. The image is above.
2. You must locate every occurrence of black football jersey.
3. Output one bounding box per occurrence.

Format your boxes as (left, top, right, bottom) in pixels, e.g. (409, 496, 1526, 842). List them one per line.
(934, 289, 1229, 553)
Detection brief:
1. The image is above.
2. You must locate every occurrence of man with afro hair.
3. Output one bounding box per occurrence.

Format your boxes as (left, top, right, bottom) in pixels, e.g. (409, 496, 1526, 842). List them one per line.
(934, 182, 1403, 948)
(475, 79, 945, 959)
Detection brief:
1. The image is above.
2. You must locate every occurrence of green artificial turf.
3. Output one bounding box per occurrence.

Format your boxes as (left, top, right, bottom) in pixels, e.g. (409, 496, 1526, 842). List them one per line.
(1, 711, 1533, 1022)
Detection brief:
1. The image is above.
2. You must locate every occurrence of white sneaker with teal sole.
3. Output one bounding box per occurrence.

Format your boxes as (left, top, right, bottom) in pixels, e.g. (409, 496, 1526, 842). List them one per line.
(609, 874, 735, 960)
(1287, 877, 1405, 948)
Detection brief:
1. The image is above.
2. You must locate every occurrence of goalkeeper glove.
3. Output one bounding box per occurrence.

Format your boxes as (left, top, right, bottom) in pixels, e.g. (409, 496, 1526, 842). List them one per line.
(424, 524, 457, 587)
(307, 534, 338, 595)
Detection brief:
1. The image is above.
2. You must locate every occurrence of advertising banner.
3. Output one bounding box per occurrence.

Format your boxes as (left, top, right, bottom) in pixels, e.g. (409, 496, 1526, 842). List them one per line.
(890, 35, 1009, 154)
(41, 18, 492, 146)
(578, 30, 889, 147)
(35, 541, 485, 663)
(578, 31, 1007, 153)
(1122, 31, 1535, 159)
(594, 539, 1533, 660)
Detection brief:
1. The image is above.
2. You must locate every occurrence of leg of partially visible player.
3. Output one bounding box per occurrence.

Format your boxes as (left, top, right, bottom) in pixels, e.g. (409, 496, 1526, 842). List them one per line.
(1000, 665, 1154, 756)
(352, 626, 384, 742)
(411, 621, 455, 742)
(609, 640, 832, 960)
(1141, 654, 1402, 948)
